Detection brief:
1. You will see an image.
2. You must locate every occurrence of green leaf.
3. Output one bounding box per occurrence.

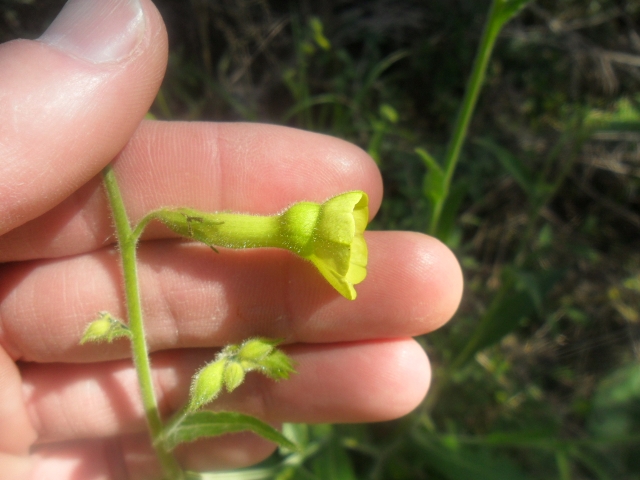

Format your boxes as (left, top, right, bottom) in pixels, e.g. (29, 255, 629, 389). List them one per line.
(452, 269, 561, 367)
(588, 363, 640, 440)
(586, 97, 640, 134)
(281, 93, 348, 123)
(311, 431, 357, 480)
(413, 433, 533, 480)
(556, 451, 572, 480)
(354, 50, 409, 108)
(416, 147, 446, 204)
(309, 17, 331, 51)
(380, 104, 399, 124)
(435, 180, 468, 247)
(475, 138, 535, 196)
(185, 466, 281, 479)
(164, 411, 297, 451)
(495, 0, 531, 27)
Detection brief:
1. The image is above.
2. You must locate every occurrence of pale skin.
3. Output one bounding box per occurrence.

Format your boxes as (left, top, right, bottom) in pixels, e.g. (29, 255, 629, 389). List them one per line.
(0, 0, 463, 478)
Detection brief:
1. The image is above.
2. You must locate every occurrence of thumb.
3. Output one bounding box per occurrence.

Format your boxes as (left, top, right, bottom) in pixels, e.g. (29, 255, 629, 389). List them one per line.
(0, 0, 167, 235)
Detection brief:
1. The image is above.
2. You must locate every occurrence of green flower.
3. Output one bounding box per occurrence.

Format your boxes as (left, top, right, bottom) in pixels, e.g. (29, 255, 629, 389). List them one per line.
(146, 191, 369, 300)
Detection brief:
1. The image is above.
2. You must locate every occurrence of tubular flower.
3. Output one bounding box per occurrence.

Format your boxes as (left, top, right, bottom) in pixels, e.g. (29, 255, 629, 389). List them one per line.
(148, 191, 369, 300)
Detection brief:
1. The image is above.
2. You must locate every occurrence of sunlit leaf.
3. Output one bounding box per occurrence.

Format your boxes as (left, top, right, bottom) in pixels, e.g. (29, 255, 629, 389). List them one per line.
(165, 411, 297, 451)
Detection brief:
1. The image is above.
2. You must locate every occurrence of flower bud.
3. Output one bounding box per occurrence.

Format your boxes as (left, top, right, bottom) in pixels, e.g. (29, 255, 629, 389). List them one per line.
(237, 338, 279, 362)
(188, 359, 226, 412)
(260, 350, 296, 380)
(80, 312, 131, 344)
(223, 361, 246, 392)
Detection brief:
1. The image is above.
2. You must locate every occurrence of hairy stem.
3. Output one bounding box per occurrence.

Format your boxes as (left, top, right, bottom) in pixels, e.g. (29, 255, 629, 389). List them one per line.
(102, 165, 184, 480)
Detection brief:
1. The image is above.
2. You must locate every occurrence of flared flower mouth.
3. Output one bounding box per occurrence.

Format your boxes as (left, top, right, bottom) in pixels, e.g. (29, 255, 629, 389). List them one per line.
(281, 191, 369, 300)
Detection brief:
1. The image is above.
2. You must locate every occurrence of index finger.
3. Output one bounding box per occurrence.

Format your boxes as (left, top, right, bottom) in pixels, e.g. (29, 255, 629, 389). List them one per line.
(0, 121, 384, 262)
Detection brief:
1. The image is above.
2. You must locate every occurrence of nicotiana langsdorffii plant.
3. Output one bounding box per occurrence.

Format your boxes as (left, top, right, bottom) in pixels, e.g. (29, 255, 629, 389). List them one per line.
(79, 164, 369, 480)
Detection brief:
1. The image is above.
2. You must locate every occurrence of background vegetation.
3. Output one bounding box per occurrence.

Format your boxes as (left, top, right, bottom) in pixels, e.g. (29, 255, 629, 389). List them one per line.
(2, 0, 640, 478)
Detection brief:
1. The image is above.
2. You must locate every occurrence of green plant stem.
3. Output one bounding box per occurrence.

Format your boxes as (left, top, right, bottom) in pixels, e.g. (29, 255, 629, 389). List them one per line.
(429, 0, 506, 235)
(102, 165, 184, 480)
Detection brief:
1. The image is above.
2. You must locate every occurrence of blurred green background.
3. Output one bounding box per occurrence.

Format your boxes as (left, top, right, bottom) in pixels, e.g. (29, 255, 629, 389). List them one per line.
(3, 0, 640, 478)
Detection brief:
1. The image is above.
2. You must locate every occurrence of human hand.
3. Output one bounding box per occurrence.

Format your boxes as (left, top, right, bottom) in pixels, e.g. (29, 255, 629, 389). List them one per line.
(0, 0, 463, 478)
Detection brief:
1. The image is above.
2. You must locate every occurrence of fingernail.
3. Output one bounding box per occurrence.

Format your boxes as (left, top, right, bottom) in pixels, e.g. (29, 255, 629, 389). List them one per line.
(38, 0, 145, 64)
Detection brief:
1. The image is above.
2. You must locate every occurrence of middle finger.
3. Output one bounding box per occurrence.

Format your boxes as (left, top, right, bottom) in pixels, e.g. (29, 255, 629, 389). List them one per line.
(0, 231, 458, 363)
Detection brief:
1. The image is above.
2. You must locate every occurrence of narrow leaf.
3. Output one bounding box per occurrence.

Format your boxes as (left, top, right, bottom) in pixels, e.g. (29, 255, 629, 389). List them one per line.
(495, 0, 531, 27)
(412, 433, 533, 480)
(165, 411, 297, 451)
(380, 104, 399, 124)
(475, 138, 534, 195)
(311, 434, 357, 480)
(435, 181, 468, 247)
(416, 148, 447, 204)
(453, 269, 561, 367)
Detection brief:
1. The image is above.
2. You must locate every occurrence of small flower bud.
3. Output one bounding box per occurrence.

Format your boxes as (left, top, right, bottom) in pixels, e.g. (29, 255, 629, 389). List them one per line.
(260, 350, 296, 380)
(237, 338, 279, 362)
(188, 359, 226, 412)
(80, 312, 131, 344)
(223, 361, 246, 392)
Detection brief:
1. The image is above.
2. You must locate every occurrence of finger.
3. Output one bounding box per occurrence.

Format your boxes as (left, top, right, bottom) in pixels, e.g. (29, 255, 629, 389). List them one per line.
(0, 346, 37, 455)
(30, 431, 278, 479)
(28, 440, 119, 480)
(0, 0, 167, 236)
(0, 453, 33, 480)
(0, 121, 383, 262)
(0, 232, 462, 363)
(23, 339, 430, 444)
